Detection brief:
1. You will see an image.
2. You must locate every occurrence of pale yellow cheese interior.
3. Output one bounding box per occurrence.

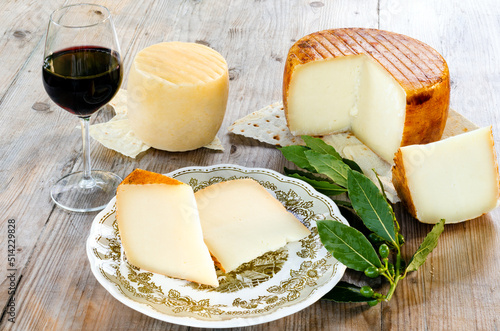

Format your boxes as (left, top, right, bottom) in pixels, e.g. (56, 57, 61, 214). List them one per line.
(195, 178, 311, 273)
(287, 55, 406, 162)
(116, 178, 219, 287)
(127, 42, 229, 152)
(400, 127, 499, 224)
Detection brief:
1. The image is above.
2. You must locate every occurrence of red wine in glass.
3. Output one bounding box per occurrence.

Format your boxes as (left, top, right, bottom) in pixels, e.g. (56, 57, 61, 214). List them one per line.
(43, 46, 122, 117)
(43, 4, 123, 212)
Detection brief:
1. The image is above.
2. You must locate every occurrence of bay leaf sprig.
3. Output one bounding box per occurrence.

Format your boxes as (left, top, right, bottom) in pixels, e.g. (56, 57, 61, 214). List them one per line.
(278, 136, 445, 306)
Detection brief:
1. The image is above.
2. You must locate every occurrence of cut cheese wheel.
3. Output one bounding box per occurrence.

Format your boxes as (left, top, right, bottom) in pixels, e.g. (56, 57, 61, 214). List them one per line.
(127, 42, 229, 152)
(283, 28, 450, 163)
(392, 127, 500, 224)
(116, 169, 218, 286)
(194, 178, 311, 273)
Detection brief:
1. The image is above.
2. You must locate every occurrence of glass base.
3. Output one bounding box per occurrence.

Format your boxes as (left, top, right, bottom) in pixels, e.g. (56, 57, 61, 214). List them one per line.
(51, 170, 122, 212)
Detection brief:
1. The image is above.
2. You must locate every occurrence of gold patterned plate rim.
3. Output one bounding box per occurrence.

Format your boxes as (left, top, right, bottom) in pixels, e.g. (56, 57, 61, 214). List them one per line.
(86, 164, 348, 328)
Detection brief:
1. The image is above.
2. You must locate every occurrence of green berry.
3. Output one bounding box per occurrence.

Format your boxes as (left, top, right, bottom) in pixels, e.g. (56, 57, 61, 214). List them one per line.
(364, 266, 380, 278)
(379, 244, 390, 258)
(367, 300, 379, 307)
(368, 233, 384, 244)
(360, 286, 374, 298)
(398, 233, 405, 245)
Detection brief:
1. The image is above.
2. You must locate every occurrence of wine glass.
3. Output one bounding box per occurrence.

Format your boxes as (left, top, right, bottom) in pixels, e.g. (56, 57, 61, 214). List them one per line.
(42, 4, 123, 212)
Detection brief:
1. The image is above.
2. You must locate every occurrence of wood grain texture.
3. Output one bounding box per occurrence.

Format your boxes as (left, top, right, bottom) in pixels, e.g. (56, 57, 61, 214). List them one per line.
(0, 0, 499, 330)
(379, 1, 500, 330)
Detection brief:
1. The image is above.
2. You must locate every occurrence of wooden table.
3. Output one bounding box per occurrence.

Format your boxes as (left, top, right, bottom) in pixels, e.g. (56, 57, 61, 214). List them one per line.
(1, 0, 499, 329)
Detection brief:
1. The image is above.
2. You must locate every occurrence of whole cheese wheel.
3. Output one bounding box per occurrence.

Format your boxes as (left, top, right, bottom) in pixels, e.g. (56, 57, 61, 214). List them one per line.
(392, 127, 500, 224)
(283, 28, 450, 163)
(127, 42, 229, 151)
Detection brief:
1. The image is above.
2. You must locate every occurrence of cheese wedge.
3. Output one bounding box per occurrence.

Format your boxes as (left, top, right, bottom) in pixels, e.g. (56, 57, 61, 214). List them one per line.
(392, 127, 500, 224)
(116, 169, 218, 287)
(283, 28, 450, 163)
(194, 178, 311, 273)
(127, 42, 229, 152)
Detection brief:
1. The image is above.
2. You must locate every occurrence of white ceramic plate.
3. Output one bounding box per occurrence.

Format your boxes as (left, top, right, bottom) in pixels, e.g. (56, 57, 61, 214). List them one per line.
(86, 164, 348, 328)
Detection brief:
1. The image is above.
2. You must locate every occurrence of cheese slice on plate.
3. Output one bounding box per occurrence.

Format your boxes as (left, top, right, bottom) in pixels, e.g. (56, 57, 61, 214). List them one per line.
(116, 169, 218, 287)
(392, 127, 500, 224)
(283, 28, 450, 163)
(194, 178, 311, 273)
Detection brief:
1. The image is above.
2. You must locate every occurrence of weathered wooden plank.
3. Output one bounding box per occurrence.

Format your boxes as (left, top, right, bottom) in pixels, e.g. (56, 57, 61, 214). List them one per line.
(0, 0, 379, 329)
(0, 0, 64, 103)
(4, 0, 500, 330)
(0, 0, 70, 315)
(0, 0, 164, 318)
(379, 0, 500, 330)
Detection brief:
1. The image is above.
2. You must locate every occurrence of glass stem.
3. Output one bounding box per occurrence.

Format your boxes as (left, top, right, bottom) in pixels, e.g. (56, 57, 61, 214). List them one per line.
(80, 116, 95, 188)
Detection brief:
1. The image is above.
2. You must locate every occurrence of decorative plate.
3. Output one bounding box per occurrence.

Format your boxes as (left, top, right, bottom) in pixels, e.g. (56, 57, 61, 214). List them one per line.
(86, 164, 348, 328)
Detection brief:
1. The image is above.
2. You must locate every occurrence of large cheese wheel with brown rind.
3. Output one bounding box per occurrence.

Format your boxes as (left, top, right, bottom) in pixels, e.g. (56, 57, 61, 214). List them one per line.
(283, 28, 450, 163)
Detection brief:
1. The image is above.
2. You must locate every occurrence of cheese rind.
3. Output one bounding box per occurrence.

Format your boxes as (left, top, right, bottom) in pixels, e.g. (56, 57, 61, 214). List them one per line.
(283, 28, 450, 163)
(194, 178, 311, 273)
(127, 42, 229, 152)
(116, 169, 218, 286)
(392, 127, 500, 224)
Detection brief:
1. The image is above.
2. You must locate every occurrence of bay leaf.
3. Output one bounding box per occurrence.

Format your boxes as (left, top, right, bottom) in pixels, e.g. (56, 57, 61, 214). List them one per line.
(278, 145, 315, 172)
(284, 167, 331, 182)
(317, 220, 382, 271)
(301, 135, 363, 172)
(406, 219, 445, 273)
(343, 158, 363, 173)
(302, 135, 342, 159)
(286, 172, 346, 196)
(305, 151, 350, 187)
(347, 169, 397, 246)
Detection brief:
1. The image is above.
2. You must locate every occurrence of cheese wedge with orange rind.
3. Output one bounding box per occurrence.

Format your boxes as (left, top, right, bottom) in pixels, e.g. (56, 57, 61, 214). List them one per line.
(116, 169, 218, 286)
(392, 127, 500, 224)
(194, 178, 311, 273)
